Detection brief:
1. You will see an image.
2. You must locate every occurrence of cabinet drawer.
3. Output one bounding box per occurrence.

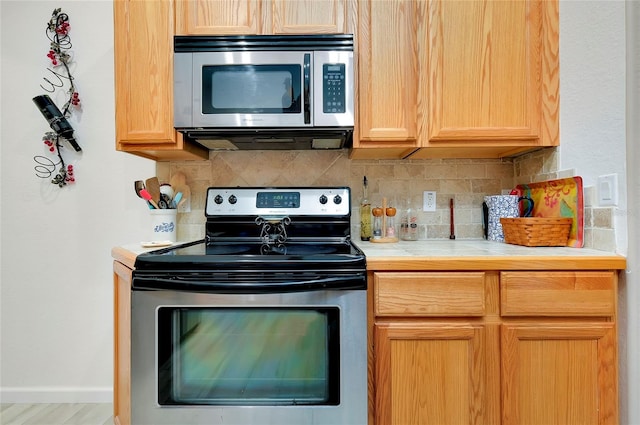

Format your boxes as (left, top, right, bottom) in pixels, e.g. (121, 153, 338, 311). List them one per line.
(374, 272, 486, 317)
(501, 271, 616, 317)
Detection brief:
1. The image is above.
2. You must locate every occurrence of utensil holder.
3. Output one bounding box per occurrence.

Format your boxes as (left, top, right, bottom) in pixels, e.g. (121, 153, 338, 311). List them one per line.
(149, 209, 177, 242)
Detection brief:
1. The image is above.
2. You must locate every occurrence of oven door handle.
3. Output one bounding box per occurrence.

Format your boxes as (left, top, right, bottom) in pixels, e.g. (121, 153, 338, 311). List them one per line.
(132, 274, 366, 293)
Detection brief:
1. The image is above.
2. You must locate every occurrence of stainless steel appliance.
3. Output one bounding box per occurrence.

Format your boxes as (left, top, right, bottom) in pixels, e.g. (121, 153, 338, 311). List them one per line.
(131, 187, 367, 425)
(173, 35, 354, 150)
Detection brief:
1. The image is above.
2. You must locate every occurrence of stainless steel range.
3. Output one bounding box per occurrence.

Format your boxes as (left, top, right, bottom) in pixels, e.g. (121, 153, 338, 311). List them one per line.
(131, 187, 367, 425)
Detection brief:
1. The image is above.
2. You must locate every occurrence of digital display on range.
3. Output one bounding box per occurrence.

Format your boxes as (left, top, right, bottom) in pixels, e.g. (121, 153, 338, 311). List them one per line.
(256, 192, 300, 208)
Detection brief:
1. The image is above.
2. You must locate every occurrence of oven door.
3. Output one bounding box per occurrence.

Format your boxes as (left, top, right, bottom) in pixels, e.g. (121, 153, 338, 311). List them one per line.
(131, 288, 366, 425)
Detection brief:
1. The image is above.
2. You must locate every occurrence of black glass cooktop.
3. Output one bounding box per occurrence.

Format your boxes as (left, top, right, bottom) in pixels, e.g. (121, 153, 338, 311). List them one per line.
(134, 239, 366, 272)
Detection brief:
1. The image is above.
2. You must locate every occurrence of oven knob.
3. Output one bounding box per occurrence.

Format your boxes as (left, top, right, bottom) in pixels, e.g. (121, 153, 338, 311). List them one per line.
(333, 195, 342, 205)
(319, 195, 328, 204)
(214, 195, 224, 204)
(228, 195, 237, 204)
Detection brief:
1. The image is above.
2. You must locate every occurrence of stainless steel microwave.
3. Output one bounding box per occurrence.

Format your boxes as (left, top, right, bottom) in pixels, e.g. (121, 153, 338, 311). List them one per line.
(174, 34, 354, 150)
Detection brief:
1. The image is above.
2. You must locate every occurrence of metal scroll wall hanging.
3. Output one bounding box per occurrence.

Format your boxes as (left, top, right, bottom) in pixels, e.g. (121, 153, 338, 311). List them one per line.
(33, 8, 81, 187)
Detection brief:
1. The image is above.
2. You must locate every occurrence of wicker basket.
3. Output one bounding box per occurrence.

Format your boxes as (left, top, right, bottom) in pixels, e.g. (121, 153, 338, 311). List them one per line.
(500, 217, 572, 247)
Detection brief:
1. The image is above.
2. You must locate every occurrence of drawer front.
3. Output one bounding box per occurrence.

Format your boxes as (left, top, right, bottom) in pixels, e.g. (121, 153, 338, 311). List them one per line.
(501, 271, 616, 317)
(374, 272, 486, 317)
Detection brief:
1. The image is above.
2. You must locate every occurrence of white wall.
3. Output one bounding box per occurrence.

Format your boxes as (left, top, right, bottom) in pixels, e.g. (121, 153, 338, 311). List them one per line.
(0, 1, 155, 402)
(559, 0, 628, 253)
(558, 2, 638, 423)
(624, 1, 640, 424)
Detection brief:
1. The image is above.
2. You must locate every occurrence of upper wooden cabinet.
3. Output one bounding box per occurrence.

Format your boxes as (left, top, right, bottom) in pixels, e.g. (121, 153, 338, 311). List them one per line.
(114, 0, 354, 161)
(175, 0, 354, 35)
(352, 0, 425, 159)
(352, 0, 559, 160)
(115, 0, 559, 161)
(114, 0, 208, 160)
(417, 0, 560, 158)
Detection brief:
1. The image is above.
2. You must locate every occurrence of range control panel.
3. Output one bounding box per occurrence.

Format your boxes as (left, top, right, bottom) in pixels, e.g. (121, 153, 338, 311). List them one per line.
(205, 187, 350, 217)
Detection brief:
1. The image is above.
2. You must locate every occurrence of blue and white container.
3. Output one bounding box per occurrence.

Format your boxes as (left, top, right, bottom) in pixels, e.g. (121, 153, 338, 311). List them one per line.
(149, 209, 177, 242)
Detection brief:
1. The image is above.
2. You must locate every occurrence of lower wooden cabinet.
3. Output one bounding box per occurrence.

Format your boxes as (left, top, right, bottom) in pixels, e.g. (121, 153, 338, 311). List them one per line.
(501, 322, 618, 425)
(113, 261, 132, 425)
(370, 270, 619, 425)
(375, 322, 499, 425)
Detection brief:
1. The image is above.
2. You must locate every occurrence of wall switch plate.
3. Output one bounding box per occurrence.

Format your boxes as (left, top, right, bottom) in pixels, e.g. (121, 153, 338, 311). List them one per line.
(423, 191, 436, 211)
(598, 174, 618, 206)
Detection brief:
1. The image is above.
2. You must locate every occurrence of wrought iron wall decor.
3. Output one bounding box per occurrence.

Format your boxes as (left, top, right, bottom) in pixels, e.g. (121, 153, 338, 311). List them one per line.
(33, 8, 81, 187)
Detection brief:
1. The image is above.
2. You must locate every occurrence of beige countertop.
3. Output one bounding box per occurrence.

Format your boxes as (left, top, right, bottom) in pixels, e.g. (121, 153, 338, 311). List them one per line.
(112, 239, 626, 271)
(353, 239, 626, 271)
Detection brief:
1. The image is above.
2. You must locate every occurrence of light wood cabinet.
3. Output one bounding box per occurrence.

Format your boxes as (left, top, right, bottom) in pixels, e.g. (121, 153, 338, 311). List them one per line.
(370, 270, 618, 425)
(113, 261, 132, 425)
(501, 323, 617, 425)
(114, 0, 353, 161)
(372, 272, 500, 425)
(352, 0, 426, 158)
(375, 322, 496, 425)
(500, 271, 618, 425)
(415, 0, 559, 159)
(114, 0, 208, 161)
(353, 0, 559, 160)
(175, 0, 352, 35)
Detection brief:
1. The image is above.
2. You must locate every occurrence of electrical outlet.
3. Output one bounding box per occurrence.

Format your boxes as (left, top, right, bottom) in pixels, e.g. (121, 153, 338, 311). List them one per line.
(423, 191, 436, 212)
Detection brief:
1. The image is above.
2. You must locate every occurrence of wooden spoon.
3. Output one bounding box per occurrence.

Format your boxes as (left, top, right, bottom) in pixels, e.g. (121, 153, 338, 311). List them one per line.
(145, 177, 162, 206)
(169, 172, 186, 190)
(178, 184, 191, 209)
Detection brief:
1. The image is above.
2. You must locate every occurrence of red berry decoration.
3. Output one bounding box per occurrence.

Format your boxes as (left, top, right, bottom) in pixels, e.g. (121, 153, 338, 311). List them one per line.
(35, 9, 80, 188)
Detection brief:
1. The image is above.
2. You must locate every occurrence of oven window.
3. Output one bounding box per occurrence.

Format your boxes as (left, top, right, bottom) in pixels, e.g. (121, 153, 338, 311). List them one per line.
(157, 307, 340, 406)
(201, 65, 302, 114)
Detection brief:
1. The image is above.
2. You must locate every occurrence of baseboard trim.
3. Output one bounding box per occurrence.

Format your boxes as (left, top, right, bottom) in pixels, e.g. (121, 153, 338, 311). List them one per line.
(0, 387, 112, 403)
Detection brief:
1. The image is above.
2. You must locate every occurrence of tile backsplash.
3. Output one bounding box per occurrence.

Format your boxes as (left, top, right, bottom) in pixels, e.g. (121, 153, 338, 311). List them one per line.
(157, 147, 616, 251)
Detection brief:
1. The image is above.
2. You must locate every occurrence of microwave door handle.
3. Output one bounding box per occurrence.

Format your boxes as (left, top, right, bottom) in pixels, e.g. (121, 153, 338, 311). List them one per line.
(304, 53, 311, 124)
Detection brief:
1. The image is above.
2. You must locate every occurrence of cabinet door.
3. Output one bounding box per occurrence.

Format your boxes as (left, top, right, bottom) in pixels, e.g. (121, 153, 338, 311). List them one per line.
(271, 0, 349, 34)
(427, 0, 559, 147)
(175, 0, 262, 34)
(114, 0, 175, 145)
(502, 323, 618, 425)
(353, 0, 426, 157)
(375, 322, 499, 425)
(114, 0, 208, 160)
(176, 0, 350, 35)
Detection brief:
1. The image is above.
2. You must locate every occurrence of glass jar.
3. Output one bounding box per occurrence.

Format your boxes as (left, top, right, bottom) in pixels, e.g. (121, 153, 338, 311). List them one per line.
(400, 202, 419, 241)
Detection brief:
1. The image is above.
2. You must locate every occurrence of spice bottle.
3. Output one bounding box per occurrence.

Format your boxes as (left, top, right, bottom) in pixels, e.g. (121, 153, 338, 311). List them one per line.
(360, 177, 372, 241)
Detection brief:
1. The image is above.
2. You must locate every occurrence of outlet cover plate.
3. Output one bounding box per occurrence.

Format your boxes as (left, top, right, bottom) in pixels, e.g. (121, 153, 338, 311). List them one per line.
(423, 191, 436, 211)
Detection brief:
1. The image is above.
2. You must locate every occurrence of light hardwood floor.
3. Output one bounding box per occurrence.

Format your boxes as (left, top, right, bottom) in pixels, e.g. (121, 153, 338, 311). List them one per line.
(0, 404, 112, 425)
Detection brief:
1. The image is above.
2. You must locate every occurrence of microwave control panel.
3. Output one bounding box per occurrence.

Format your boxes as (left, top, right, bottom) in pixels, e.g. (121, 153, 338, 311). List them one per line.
(322, 64, 346, 114)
